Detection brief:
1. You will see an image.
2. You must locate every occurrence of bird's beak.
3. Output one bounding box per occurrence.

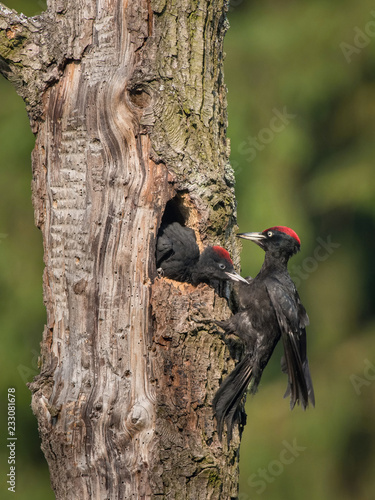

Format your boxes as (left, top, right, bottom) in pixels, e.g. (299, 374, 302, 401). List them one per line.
(237, 232, 266, 247)
(225, 271, 249, 283)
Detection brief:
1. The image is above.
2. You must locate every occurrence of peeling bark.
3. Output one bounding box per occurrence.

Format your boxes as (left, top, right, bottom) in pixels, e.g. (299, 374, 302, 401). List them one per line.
(1, 0, 242, 498)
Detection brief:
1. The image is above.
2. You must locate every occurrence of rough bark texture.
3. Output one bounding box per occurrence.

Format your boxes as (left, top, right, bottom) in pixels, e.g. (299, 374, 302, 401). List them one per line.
(0, 0, 241, 498)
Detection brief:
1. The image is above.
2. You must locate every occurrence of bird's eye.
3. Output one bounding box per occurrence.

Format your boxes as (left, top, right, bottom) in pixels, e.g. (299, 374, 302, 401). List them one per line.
(219, 263, 226, 270)
(267, 231, 273, 237)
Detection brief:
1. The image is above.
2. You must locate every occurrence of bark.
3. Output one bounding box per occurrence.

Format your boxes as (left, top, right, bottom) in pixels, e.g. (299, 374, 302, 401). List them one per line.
(0, 0, 242, 498)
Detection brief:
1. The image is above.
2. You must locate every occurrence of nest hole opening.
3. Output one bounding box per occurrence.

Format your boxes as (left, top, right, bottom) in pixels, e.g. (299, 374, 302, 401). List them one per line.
(158, 192, 191, 231)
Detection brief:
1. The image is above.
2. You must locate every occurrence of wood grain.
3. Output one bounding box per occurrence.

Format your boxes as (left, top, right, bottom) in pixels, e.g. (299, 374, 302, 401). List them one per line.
(1, 0, 242, 497)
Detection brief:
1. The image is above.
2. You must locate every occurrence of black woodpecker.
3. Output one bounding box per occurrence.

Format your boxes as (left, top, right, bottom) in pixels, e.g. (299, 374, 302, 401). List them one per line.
(213, 226, 315, 442)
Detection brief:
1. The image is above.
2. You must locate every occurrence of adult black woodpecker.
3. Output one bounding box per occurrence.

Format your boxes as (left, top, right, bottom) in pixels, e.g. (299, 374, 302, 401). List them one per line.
(156, 222, 247, 286)
(213, 226, 315, 442)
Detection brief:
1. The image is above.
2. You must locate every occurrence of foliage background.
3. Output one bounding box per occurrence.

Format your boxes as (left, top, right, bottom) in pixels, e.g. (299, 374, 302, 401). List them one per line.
(1, 0, 374, 499)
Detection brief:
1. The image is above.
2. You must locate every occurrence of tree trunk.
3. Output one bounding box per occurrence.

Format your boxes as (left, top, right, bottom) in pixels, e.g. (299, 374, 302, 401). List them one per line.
(0, 0, 241, 498)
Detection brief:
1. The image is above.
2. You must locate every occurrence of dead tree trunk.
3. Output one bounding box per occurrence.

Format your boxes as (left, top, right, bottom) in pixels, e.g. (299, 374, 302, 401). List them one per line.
(0, 0, 241, 498)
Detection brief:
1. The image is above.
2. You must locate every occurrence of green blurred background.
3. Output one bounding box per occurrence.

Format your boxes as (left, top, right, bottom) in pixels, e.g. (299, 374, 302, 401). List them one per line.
(1, 0, 375, 499)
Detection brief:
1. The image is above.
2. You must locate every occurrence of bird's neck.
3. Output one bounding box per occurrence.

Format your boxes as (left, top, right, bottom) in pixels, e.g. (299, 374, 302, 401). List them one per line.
(261, 250, 290, 274)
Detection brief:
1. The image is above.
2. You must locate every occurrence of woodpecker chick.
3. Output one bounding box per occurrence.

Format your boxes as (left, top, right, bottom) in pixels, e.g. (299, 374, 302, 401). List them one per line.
(213, 226, 315, 442)
(156, 222, 246, 287)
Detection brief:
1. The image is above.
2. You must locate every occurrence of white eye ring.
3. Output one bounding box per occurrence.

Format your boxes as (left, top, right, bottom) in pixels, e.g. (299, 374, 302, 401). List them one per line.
(267, 231, 273, 237)
(219, 263, 226, 270)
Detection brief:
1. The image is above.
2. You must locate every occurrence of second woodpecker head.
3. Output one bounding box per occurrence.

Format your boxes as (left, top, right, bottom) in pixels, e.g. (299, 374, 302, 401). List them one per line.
(192, 246, 248, 285)
(237, 226, 301, 261)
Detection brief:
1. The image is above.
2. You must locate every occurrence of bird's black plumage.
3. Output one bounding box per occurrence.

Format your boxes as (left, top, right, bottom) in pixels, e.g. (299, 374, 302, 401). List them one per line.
(156, 222, 247, 286)
(156, 222, 200, 282)
(213, 226, 315, 442)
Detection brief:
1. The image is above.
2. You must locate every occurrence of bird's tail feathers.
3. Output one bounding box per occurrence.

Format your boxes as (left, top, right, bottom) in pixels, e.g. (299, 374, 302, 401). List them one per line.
(282, 332, 314, 409)
(213, 353, 253, 444)
(302, 358, 315, 407)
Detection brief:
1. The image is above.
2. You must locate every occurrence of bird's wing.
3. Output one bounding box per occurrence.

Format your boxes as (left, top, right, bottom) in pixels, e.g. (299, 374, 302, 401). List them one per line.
(156, 233, 174, 265)
(156, 223, 199, 279)
(266, 280, 314, 409)
(156, 223, 191, 264)
(295, 288, 309, 329)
